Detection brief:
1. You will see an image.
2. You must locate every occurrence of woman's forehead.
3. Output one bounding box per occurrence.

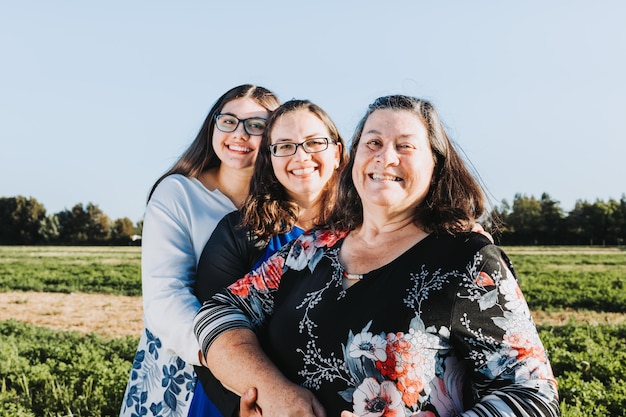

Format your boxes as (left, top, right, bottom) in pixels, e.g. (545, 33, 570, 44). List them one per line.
(362, 109, 427, 137)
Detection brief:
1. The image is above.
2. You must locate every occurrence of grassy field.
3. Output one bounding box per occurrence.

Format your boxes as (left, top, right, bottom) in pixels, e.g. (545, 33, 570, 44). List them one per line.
(1, 245, 625, 416)
(0, 246, 142, 295)
(504, 246, 626, 312)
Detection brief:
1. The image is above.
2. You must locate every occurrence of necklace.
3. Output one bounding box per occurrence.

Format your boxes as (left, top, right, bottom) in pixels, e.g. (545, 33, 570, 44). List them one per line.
(343, 271, 364, 280)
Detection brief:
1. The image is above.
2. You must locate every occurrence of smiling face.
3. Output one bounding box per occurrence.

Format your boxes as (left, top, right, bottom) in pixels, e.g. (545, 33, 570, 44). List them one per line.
(269, 109, 342, 205)
(212, 97, 270, 171)
(352, 108, 436, 218)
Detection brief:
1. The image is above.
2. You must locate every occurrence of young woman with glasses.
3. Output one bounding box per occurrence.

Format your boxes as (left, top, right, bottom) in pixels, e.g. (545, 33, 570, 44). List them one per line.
(192, 99, 349, 417)
(119, 84, 280, 417)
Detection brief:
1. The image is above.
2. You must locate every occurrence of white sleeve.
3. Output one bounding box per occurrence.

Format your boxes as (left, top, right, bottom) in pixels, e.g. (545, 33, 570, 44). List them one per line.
(140, 178, 206, 366)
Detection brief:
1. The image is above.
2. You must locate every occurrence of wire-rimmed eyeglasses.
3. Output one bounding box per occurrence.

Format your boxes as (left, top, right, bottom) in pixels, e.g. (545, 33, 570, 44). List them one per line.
(269, 137, 337, 157)
(214, 114, 267, 136)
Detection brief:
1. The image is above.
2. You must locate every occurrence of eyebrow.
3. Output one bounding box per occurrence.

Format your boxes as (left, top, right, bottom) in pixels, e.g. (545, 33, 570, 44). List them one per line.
(363, 129, 381, 136)
(363, 130, 416, 140)
(273, 134, 327, 142)
(221, 111, 266, 119)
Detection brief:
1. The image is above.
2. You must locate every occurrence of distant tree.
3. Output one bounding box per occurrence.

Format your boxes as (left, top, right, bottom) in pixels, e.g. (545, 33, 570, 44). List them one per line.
(57, 202, 111, 244)
(566, 199, 611, 245)
(86, 203, 111, 242)
(612, 195, 626, 245)
(58, 204, 88, 243)
(503, 194, 543, 244)
(587, 197, 626, 246)
(134, 219, 143, 236)
(110, 217, 135, 244)
(38, 214, 60, 243)
(538, 193, 565, 244)
(0, 196, 47, 244)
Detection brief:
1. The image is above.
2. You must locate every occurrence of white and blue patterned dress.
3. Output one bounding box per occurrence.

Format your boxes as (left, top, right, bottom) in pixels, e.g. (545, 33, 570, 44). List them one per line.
(120, 174, 236, 417)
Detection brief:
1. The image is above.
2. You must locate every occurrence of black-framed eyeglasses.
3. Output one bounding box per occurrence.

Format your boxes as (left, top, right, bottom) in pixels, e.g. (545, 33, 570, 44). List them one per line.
(269, 137, 337, 157)
(214, 114, 267, 136)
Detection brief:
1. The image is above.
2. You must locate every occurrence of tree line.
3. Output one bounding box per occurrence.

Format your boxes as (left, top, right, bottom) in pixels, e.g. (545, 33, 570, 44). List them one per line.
(490, 192, 626, 246)
(2, 193, 626, 246)
(0, 196, 142, 245)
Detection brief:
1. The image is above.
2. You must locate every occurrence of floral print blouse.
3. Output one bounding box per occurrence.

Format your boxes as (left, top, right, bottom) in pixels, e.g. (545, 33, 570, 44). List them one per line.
(194, 229, 560, 417)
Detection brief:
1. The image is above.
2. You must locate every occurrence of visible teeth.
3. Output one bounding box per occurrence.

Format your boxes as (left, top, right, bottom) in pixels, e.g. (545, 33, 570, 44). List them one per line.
(371, 173, 401, 181)
(292, 167, 316, 176)
(229, 145, 251, 153)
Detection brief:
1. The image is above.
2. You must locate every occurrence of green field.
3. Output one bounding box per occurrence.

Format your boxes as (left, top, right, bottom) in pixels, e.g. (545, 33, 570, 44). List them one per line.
(1, 245, 625, 416)
(0, 246, 142, 295)
(504, 246, 626, 313)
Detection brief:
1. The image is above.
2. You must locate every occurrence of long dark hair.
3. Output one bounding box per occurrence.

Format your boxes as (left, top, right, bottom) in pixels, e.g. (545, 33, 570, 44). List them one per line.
(329, 95, 486, 235)
(147, 84, 280, 201)
(241, 99, 348, 241)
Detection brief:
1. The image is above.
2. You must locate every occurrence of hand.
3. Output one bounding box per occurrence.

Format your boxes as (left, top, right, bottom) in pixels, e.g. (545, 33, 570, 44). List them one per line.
(256, 382, 326, 417)
(341, 411, 359, 417)
(240, 387, 262, 417)
(472, 222, 494, 243)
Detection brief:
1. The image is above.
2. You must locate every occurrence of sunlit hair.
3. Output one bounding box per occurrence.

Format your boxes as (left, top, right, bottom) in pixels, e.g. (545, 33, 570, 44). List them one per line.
(147, 84, 280, 201)
(241, 99, 348, 241)
(329, 95, 486, 235)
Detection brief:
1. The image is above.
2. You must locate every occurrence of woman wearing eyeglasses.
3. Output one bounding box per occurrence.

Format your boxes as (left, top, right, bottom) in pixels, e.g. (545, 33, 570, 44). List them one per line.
(194, 95, 559, 417)
(192, 99, 348, 417)
(119, 84, 280, 417)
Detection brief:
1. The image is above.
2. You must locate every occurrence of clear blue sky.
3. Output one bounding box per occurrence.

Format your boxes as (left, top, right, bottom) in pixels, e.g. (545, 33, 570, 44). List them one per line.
(1, 1, 625, 223)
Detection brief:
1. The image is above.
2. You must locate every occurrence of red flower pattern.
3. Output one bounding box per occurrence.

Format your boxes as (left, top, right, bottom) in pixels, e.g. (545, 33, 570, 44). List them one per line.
(228, 256, 285, 297)
(475, 271, 495, 287)
(375, 332, 427, 408)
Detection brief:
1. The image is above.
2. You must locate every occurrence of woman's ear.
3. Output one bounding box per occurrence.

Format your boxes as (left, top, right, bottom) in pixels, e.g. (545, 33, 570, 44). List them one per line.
(335, 142, 343, 169)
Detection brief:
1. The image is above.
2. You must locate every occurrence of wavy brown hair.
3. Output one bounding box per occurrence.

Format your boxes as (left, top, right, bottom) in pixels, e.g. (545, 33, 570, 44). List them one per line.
(329, 95, 486, 235)
(147, 84, 280, 201)
(241, 99, 348, 241)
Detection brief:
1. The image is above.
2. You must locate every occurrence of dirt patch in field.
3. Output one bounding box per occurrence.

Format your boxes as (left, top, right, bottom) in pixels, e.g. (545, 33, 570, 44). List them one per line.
(0, 291, 144, 339)
(531, 309, 626, 326)
(0, 292, 624, 339)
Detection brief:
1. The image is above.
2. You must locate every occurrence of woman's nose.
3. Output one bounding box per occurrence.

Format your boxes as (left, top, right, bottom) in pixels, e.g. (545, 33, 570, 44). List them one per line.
(375, 144, 399, 165)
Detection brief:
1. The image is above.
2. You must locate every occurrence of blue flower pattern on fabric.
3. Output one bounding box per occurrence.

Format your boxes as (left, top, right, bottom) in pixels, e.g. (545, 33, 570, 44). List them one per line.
(130, 350, 145, 381)
(131, 391, 148, 417)
(120, 328, 196, 417)
(146, 328, 162, 360)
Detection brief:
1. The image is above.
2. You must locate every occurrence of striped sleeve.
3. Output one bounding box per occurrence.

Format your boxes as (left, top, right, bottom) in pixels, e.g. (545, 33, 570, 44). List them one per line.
(193, 246, 291, 359)
(459, 382, 560, 416)
(193, 291, 256, 358)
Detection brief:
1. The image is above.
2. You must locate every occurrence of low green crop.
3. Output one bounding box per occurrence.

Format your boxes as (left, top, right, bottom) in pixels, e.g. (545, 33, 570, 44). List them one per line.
(0, 246, 141, 295)
(0, 320, 137, 416)
(539, 324, 626, 416)
(505, 249, 626, 312)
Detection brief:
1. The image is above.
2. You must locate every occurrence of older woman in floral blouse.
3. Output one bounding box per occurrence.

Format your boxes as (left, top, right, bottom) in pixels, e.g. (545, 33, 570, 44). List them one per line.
(194, 95, 560, 417)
